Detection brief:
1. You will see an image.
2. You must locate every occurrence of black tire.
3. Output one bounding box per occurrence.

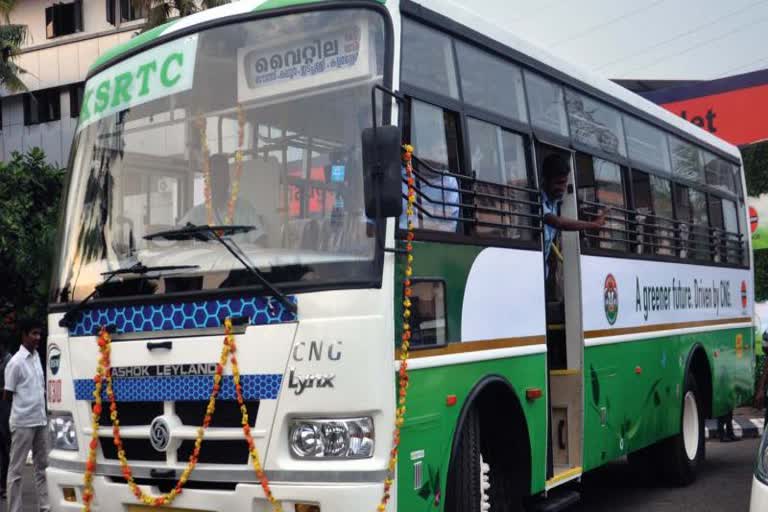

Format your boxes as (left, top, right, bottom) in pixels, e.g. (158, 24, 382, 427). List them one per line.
(627, 442, 661, 483)
(445, 407, 524, 512)
(658, 373, 705, 486)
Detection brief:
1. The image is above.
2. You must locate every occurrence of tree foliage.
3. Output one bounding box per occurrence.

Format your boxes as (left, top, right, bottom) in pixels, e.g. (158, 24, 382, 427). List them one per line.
(0, 0, 27, 93)
(133, 0, 230, 31)
(0, 149, 65, 330)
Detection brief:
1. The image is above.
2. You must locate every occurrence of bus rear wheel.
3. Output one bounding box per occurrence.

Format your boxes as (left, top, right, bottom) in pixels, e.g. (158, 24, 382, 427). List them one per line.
(445, 407, 524, 512)
(659, 373, 705, 485)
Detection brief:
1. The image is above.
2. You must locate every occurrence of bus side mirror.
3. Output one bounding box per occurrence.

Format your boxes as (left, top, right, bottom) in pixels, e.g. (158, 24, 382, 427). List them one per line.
(362, 125, 403, 219)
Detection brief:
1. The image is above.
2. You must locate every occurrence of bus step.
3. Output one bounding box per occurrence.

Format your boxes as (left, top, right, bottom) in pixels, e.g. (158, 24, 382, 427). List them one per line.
(532, 489, 581, 512)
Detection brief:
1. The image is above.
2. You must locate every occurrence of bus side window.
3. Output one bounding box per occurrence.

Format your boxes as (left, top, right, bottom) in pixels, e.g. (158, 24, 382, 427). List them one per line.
(403, 99, 463, 233)
(631, 171, 653, 256)
(649, 175, 675, 257)
(707, 195, 725, 262)
(673, 184, 693, 259)
(409, 280, 448, 348)
(466, 118, 534, 241)
(689, 189, 709, 261)
(575, 153, 628, 252)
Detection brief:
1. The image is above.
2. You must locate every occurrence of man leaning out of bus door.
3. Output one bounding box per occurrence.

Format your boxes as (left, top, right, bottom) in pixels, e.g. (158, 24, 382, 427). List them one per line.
(541, 153, 607, 281)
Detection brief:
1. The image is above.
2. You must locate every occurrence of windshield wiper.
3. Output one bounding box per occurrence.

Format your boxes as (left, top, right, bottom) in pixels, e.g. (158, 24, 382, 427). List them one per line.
(59, 262, 201, 328)
(147, 224, 254, 241)
(145, 224, 297, 315)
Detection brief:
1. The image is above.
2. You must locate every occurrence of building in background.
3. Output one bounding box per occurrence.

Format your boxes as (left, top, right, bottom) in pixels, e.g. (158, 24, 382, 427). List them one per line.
(0, 0, 145, 165)
(619, 69, 768, 251)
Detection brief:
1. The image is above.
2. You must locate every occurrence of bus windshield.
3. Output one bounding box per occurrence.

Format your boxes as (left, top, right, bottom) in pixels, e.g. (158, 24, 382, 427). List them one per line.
(52, 8, 388, 304)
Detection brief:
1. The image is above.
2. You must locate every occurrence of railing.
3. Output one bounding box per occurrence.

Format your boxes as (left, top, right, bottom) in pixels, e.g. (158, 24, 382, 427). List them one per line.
(579, 199, 746, 265)
(403, 156, 542, 240)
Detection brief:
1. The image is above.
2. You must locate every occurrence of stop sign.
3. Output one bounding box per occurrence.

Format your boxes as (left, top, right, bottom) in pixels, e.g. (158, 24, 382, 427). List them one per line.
(750, 206, 759, 233)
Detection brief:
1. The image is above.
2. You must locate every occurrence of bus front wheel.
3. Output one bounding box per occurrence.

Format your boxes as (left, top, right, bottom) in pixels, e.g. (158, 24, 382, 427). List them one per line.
(660, 373, 705, 485)
(445, 406, 524, 512)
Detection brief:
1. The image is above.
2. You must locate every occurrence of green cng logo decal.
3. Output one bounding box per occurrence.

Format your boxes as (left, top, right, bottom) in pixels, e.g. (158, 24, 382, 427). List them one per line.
(604, 274, 619, 325)
(78, 34, 199, 132)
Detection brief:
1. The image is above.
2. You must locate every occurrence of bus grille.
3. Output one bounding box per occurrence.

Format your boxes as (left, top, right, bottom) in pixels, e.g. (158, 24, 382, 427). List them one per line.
(95, 400, 259, 466)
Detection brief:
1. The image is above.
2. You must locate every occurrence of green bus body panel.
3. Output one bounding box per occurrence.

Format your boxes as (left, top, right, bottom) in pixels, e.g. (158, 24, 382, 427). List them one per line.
(396, 354, 548, 511)
(582, 326, 754, 472)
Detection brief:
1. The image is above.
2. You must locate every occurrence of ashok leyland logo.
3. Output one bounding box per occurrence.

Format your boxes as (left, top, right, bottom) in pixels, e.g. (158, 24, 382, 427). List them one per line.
(604, 274, 619, 325)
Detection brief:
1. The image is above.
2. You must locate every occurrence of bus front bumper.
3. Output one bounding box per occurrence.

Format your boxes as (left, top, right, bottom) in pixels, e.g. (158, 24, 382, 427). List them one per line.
(47, 466, 388, 512)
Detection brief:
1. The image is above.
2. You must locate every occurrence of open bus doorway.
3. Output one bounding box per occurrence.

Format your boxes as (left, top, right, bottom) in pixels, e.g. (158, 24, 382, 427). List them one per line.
(537, 142, 585, 485)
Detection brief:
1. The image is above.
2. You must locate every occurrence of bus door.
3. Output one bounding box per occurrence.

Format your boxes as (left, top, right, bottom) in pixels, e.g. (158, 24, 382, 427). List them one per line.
(537, 142, 585, 485)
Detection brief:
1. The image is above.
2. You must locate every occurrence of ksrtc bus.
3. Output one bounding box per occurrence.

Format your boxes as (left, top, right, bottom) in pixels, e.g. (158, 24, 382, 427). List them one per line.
(45, 0, 754, 510)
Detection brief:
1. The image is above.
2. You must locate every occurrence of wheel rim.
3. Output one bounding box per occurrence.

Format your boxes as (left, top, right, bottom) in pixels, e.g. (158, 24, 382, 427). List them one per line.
(480, 454, 490, 510)
(682, 390, 700, 460)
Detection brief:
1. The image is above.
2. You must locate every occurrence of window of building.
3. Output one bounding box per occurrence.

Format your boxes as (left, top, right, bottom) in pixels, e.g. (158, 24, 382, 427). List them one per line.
(404, 99, 462, 233)
(23, 88, 62, 125)
(669, 136, 704, 183)
(524, 71, 569, 138)
(624, 117, 671, 174)
(120, 0, 145, 22)
(455, 42, 527, 123)
(565, 90, 626, 157)
(467, 118, 534, 240)
(409, 280, 447, 347)
(46, 1, 83, 39)
(401, 18, 459, 99)
(576, 154, 627, 251)
(69, 83, 85, 118)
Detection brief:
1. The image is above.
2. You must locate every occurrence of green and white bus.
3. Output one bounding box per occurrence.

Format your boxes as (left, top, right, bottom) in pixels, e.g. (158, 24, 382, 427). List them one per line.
(45, 0, 754, 510)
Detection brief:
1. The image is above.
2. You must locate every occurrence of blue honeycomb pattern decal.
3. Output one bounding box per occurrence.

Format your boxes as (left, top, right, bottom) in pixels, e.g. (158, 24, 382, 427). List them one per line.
(73, 374, 282, 402)
(68, 295, 297, 336)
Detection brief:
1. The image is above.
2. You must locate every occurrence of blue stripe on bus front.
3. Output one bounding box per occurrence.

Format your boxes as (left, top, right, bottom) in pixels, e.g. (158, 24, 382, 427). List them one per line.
(68, 295, 297, 336)
(73, 374, 283, 401)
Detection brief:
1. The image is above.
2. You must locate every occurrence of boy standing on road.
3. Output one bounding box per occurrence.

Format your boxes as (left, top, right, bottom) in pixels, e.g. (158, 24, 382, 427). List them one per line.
(4, 318, 48, 512)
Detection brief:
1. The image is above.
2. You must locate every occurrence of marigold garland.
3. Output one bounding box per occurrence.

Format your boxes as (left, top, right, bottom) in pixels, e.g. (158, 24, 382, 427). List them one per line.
(81, 321, 282, 511)
(81, 145, 416, 512)
(196, 107, 247, 227)
(377, 144, 416, 511)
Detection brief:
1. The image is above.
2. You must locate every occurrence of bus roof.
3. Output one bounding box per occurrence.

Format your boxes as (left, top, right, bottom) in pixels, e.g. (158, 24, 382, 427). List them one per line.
(89, 0, 385, 73)
(90, 0, 740, 162)
(413, 0, 741, 161)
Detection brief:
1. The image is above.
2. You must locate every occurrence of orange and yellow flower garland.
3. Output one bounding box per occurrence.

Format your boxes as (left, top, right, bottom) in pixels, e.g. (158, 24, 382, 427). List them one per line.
(82, 321, 282, 512)
(82, 145, 417, 512)
(377, 144, 416, 511)
(195, 107, 247, 227)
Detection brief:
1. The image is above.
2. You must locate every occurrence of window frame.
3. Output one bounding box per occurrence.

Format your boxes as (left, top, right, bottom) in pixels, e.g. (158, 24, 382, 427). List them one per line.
(400, 18, 540, 251)
(398, 6, 748, 268)
(45, 1, 83, 39)
(407, 277, 450, 350)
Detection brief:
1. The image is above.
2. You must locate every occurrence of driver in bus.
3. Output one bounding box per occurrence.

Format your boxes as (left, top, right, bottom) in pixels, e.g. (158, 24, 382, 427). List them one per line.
(541, 153, 607, 280)
(179, 153, 267, 245)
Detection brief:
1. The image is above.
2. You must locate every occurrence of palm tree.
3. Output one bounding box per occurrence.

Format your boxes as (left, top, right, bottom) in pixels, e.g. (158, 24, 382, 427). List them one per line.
(0, 0, 27, 93)
(133, 0, 231, 31)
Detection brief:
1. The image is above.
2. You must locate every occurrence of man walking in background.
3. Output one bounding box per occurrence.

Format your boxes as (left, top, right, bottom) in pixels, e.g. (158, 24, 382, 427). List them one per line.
(4, 319, 48, 512)
(0, 332, 12, 501)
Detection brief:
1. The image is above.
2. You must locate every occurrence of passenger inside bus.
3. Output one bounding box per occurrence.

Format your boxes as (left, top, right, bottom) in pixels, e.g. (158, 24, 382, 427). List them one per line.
(178, 153, 267, 245)
(541, 153, 607, 281)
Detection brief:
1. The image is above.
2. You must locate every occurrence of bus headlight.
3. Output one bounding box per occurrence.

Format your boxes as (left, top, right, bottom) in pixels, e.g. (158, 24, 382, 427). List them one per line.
(289, 417, 374, 459)
(48, 412, 78, 451)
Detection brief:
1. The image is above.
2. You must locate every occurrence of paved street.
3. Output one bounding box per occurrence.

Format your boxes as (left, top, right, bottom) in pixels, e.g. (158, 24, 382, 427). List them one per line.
(14, 438, 761, 511)
(574, 437, 761, 511)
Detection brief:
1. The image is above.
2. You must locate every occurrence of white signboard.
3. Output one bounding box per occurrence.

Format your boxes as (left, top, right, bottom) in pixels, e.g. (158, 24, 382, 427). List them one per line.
(581, 255, 753, 332)
(237, 20, 374, 103)
(78, 35, 199, 133)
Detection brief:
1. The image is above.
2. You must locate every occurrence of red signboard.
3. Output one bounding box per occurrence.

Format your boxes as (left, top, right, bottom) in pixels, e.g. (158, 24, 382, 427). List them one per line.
(641, 69, 768, 147)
